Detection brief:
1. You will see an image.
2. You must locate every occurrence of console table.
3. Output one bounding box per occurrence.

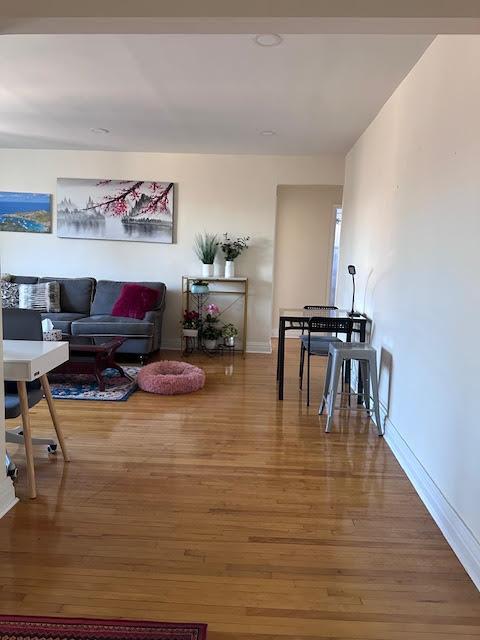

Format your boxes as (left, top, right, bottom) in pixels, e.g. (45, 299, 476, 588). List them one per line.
(181, 276, 249, 354)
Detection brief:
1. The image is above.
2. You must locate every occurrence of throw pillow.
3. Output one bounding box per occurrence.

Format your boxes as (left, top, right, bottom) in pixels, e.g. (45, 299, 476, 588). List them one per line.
(1, 281, 19, 308)
(111, 283, 160, 320)
(19, 281, 61, 313)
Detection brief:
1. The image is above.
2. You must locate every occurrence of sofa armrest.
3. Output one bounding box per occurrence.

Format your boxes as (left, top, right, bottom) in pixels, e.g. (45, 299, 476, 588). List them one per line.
(144, 308, 164, 351)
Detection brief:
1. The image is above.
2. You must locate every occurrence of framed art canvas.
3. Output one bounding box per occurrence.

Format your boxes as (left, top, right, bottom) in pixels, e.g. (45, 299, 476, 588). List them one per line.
(57, 178, 175, 243)
(0, 191, 52, 233)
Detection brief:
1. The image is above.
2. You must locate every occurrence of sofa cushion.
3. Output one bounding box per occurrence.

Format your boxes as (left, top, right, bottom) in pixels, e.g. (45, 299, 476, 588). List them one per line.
(92, 280, 166, 316)
(41, 312, 87, 333)
(1, 281, 19, 308)
(39, 277, 96, 314)
(9, 275, 39, 284)
(19, 281, 61, 313)
(112, 283, 160, 320)
(71, 315, 155, 337)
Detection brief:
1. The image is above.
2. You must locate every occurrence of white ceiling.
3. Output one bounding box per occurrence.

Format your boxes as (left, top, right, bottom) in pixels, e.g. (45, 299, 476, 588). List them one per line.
(0, 34, 433, 154)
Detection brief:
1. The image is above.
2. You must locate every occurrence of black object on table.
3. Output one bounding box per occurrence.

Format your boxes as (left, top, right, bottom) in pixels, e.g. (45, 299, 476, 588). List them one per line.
(276, 308, 368, 401)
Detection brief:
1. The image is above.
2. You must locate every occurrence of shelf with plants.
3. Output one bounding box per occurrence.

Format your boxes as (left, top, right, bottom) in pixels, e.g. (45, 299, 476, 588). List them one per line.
(181, 276, 248, 356)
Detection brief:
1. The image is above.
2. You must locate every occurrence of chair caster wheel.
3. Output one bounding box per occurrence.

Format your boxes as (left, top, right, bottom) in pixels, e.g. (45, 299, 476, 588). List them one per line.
(7, 465, 18, 482)
(47, 444, 57, 454)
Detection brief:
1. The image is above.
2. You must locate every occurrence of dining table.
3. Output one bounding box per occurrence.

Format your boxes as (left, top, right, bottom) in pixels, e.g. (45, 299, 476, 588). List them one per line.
(276, 307, 368, 401)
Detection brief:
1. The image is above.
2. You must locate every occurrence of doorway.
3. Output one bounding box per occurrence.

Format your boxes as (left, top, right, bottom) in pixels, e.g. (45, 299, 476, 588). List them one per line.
(272, 185, 343, 335)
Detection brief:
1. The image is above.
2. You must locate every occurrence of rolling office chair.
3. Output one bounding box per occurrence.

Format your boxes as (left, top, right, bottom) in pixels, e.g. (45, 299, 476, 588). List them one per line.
(3, 309, 58, 479)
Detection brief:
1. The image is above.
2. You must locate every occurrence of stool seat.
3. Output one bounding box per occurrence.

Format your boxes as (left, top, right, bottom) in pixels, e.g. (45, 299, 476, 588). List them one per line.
(300, 335, 342, 355)
(320, 342, 383, 436)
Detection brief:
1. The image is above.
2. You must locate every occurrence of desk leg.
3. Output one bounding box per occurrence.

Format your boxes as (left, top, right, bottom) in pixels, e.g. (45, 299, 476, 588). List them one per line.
(345, 331, 352, 400)
(17, 381, 37, 499)
(278, 319, 286, 400)
(357, 323, 366, 405)
(40, 375, 70, 462)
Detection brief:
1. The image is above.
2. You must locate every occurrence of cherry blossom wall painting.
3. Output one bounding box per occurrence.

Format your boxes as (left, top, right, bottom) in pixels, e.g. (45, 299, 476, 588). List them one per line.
(57, 178, 175, 243)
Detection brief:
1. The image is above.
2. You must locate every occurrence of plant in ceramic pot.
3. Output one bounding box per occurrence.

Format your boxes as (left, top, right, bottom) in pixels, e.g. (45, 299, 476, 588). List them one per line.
(190, 279, 210, 294)
(202, 303, 221, 350)
(217, 233, 250, 278)
(222, 323, 238, 347)
(202, 323, 221, 351)
(194, 232, 218, 277)
(181, 310, 200, 337)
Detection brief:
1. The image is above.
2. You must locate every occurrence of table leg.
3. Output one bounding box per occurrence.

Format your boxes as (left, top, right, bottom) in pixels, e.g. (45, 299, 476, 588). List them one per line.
(357, 322, 367, 405)
(345, 330, 352, 399)
(17, 381, 37, 499)
(276, 328, 281, 381)
(278, 319, 286, 400)
(40, 374, 70, 462)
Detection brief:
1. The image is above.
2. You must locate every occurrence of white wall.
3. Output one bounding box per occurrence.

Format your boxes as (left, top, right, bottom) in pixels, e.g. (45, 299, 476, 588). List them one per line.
(337, 35, 480, 587)
(0, 150, 344, 351)
(272, 184, 343, 334)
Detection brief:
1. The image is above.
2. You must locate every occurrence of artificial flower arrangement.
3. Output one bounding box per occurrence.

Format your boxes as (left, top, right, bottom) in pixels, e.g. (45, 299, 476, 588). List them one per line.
(217, 233, 250, 261)
(181, 310, 201, 337)
(182, 310, 200, 330)
(202, 303, 222, 341)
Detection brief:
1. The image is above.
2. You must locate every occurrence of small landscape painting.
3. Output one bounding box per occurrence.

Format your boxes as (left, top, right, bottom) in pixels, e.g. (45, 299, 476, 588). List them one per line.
(0, 191, 52, 233)
(57, 178, 175, 243)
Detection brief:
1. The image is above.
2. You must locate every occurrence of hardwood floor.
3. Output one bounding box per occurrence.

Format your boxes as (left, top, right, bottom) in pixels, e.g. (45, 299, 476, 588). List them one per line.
(1, 340, 479, 639)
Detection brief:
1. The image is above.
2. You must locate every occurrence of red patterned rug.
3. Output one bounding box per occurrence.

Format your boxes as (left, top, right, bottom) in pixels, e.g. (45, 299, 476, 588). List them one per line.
(0, 616, 207, 640)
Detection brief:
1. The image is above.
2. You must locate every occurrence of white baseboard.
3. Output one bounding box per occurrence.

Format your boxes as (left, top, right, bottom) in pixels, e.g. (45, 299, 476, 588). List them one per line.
(161, 339, 182, 351)
(385, 418, 480, 591)
(0, 477, 18, 520)
(246, 341, 271, 354)
(161, 340, 272, 354)
(347, 374, 480, 590)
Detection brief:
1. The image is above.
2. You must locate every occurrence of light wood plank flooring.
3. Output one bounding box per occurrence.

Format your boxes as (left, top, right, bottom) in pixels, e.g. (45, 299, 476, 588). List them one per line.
(1, 340, 479, 639)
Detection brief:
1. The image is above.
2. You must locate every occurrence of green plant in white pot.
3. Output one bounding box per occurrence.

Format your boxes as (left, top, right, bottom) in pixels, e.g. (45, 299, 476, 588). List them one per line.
(202, 323, 221, 351)
(217, 233, 250, 278)
(194, 232, 218, 277)
(222, 323, 238, 347)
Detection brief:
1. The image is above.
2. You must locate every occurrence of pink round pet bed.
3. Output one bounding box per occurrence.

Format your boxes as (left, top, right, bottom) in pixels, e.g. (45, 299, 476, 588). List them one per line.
(137, 361, 205, 395)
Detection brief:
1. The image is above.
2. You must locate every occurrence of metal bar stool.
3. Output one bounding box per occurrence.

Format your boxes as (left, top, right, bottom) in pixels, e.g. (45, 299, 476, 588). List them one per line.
(319, 342, 383, 436)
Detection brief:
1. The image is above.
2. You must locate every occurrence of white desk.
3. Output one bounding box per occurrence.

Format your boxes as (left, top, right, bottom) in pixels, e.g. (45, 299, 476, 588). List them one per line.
(3, 340, 69, 382)
(3, 339, 70, 498)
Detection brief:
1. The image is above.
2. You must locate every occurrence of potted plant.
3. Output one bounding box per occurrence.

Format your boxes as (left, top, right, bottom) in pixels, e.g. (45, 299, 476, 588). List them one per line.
(190, 279, 209, 294)
(202, 303, 221, 350)
(202, 323, 221, 351)
(222, 323, 238, 347)
(217, 233, 250, 278)
(181, 310, 200, 337)
(194, 232, 218, 277)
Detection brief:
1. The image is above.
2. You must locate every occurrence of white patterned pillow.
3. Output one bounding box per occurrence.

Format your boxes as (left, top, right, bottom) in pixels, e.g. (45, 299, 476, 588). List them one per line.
(1, 281, 20, 308)
(18, 281, 61, 312)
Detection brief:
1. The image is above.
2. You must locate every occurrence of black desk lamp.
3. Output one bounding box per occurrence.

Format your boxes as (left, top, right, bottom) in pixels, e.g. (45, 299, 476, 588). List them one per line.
(348, 265, 356, 315)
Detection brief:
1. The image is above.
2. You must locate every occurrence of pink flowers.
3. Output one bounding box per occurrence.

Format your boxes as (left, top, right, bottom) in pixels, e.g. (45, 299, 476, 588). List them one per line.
(204, 303, 220, 316)
(112, 200, 128, 214)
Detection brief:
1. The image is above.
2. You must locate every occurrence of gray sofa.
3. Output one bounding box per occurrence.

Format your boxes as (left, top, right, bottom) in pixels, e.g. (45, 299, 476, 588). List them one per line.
(9, 275, 166, 357)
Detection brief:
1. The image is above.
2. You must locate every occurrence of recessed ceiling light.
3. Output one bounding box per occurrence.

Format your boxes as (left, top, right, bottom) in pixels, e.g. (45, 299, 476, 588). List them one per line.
(260, 130, 276, 136)
(254, 34, 283, 47)
(90, 127, 110, 134)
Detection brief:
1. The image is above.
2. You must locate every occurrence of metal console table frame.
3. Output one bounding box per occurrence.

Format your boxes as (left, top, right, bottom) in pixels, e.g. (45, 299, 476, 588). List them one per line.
(181, 276, 249, 356)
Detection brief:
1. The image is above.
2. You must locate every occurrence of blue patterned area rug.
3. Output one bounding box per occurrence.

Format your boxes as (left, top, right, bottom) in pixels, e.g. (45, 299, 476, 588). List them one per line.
(49, 366, 140, 401)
